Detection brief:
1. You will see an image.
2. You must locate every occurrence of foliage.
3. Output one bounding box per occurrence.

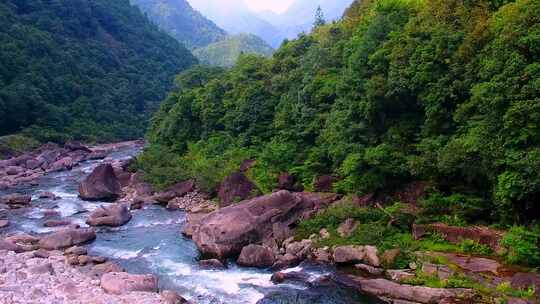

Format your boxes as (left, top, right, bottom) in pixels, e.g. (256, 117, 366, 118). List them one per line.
(501, 226, 540, 267)
(194, 34, 274, 68)
(0, 134, 40, 159)
(0, 0, 196, 142)
(140, 0, 540, 225)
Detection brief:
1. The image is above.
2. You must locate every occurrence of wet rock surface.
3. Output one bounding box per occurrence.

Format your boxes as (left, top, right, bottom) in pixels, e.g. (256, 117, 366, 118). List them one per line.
(78, 164, 121, 201)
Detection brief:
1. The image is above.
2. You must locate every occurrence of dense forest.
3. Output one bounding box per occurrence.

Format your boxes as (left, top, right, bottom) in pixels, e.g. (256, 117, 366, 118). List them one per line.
(0, 0, 196, 142)
(138, 0, 540, 226)
(194, 33, 274, 67)
(129, 0, 226, 49)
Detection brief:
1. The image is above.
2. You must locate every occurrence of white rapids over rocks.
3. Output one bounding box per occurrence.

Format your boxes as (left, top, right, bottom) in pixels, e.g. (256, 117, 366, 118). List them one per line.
(0, 145, 377, 304)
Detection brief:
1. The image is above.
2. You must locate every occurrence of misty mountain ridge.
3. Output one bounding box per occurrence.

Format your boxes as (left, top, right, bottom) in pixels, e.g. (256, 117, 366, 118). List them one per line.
(188, 0, 354, 47)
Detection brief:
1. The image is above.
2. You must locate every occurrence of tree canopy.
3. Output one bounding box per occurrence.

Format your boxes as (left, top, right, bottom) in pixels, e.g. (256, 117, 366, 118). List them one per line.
(139, 0, 539, 225)
(0, 0, 197, 142)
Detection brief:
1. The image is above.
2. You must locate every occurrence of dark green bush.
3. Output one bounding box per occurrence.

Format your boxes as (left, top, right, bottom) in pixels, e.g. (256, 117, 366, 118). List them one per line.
(501, 226, 540, 267)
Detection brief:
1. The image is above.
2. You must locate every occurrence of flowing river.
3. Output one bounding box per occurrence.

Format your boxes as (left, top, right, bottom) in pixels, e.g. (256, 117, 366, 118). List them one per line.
(0, 145, 380, 304)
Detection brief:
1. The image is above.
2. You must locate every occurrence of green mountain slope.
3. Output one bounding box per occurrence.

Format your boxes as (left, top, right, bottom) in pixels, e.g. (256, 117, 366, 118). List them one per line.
(193, 33, 274, 67)
(139, 0, 540, 225)
(0, 0, 196, 142)
(130, 0, 226, 49)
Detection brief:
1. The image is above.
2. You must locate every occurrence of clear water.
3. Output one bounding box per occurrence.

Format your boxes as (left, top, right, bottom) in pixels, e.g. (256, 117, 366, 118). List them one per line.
(0, 146, 379, 304)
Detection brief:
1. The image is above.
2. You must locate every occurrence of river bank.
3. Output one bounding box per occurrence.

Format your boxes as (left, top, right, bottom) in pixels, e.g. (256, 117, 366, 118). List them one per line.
(0, 141, 538, 304)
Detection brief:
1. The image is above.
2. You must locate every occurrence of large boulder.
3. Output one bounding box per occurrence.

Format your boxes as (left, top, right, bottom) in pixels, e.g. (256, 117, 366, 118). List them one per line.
(100, 272, 158, 295)
(38, 227, 96, 250)
(86, 204, 132, 227)
(192, 190, 339, 259)
(79, 164, 121, 201)
(237, 244, 275, 268)
(154, 180, 195, 203)
(217, 172, 260, 207)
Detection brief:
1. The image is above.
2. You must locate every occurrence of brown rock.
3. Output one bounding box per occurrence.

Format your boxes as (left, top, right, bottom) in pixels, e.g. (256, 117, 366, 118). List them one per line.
(285, 239, 313, 260)
(33, 249, 50, 258)
(48, 157, 74, 172)
(100, 272, 158, 295)
(38, 192, 59, 200)
(386, 270, 416, 282)
(443, 254, 501, 275)
(412, 223, 504, 252)
(0, 193, 32, 206)
(6, 166, 24, 175)
(38, 227, 96, 250)
(337, 218, 359, 237)
(337, 276, 475, 304)
(44, 220, 72, 227)
(78, 164, 121, 201)
(510, 273, 540, 297)
(277, 173, 303, 192)
(381, 249, 401, 267)
(154, 180, 195, 203)
(90, 262, 124, 278)
(364, 245, 380, 267)
(29, 263, 54, 275)
(182, 213, 207, 238)
(198, 259, 226, 269)
(161, 290, 191, 304)
(0, 239, 23, 252)
(192, 191, 338, 259)
(237, 244, 275, 268)
(6, 233, 39, 244)
(64, 141, 91, 152)
(333, 245, 365, 264)
(422, 263, 454, 280)
(355, 263, 384, 276)
(271, 271, 311, 284)
(86, 204, 132, 227)
(217, 172, 260, 207)
(312, 247, 332, 264)
(64, 246, 87, 256)
(313, 175, 338, 192)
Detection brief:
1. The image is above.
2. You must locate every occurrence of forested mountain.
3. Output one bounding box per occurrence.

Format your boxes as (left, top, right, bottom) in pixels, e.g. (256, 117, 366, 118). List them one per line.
(129, 0, 226, 49)
(0, 0, 196, 142)
(193, 34, 274, 67)
(139, 0, 540, 226)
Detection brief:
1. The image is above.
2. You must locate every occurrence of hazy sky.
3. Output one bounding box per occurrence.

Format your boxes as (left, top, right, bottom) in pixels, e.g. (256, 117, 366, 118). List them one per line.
(245, 0, 296, 13)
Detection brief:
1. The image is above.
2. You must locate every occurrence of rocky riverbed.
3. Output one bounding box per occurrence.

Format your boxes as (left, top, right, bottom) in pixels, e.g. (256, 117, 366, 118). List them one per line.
(0, 249, 168, 304)
(1, 141, 538, 304)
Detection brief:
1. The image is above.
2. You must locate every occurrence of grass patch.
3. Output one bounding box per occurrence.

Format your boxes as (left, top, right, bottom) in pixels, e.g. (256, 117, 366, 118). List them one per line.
(0, 134, 40, 159)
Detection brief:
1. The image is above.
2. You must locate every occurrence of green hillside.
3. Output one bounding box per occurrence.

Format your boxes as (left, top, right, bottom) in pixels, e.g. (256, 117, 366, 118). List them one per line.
(130, 0, 227, 49)
(139, 0, 540, 226)
(0, 0, 196, 142)
(193, 33, 274, 67)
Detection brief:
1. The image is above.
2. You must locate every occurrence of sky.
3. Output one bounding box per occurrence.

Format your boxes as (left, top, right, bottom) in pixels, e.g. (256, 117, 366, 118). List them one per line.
(244, 0, 296, 13)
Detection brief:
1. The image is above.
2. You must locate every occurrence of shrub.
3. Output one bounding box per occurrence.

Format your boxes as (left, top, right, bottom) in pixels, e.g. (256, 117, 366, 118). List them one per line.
(501, 226, 540, 267)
